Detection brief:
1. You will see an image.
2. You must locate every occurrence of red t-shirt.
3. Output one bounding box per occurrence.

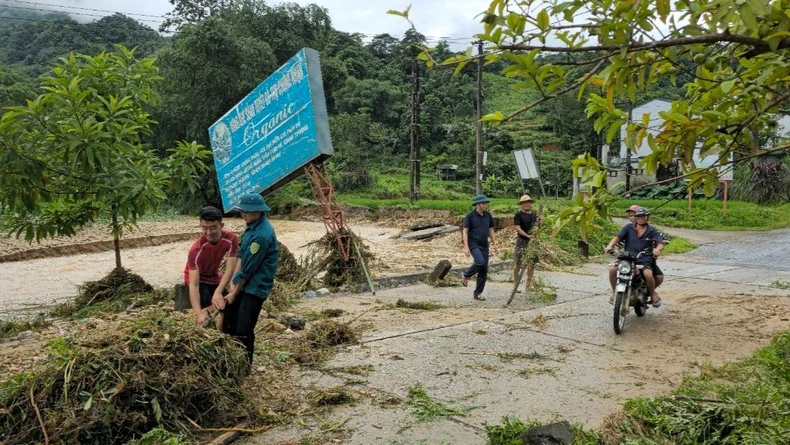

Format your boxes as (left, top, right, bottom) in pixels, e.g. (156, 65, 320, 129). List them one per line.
(183, 230, 239, 285)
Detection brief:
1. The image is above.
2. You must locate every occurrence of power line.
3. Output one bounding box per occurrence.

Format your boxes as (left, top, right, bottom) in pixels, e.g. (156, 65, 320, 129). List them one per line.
(3, 0, 165, 19)
(0, 3, 163, 24)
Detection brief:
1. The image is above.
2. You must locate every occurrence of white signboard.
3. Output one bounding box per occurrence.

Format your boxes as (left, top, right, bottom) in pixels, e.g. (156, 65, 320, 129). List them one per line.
(690, 150, 734, 181)
(513, 149, 540, 180)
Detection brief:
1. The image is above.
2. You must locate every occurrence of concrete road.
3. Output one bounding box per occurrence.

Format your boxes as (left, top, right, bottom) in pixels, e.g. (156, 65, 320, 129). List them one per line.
(244, 231, 790, 445)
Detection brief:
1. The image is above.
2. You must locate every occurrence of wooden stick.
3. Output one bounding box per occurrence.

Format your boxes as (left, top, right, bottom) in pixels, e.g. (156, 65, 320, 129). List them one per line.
(188, 417, 271, 442)
(30, 386, 49, 445)
(723, 180, 729, 216)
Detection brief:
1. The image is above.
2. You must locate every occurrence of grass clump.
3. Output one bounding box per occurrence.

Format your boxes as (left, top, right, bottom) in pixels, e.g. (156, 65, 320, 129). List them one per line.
(327, 364, 374, 376)
(307, 387, 354, 407)
(51, 268, 161, 318)
(406, 385, 469, 422)
(662, 236, 696, 254)
(395, 299, 445, 311)
(0, 309, 255, 444)
(486, 416, 602, 445)
(290, 319, 360, 366)
(125, 428, 183, 444)
(304, 319, 358, 348)
(603, 331, 790, 444)
(517, 366, 557, 378)
(0, 314, 51, 339)
(497, 351, 546, 362)
(771, 279, 790, 290)
(524, 276, 558, 303)
(485, 416, 539, 445)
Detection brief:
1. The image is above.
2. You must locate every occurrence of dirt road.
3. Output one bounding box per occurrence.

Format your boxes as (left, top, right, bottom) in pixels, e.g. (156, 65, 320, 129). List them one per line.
(241, 234, 790, 444)
(2, 219, 790, 444)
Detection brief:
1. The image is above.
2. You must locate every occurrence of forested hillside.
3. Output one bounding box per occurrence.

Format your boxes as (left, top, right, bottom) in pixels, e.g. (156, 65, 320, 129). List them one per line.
(0, 0, 716, 211)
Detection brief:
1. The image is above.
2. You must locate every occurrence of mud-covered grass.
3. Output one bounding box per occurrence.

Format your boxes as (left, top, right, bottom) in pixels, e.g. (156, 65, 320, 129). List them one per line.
(394, 299, 446, 311)
(486, 330, 790, 444)
(307, 387, 355, 408)
(0, 314, 51, 339)
(406, 385, 469, 422)
(51, 268, 160, 319)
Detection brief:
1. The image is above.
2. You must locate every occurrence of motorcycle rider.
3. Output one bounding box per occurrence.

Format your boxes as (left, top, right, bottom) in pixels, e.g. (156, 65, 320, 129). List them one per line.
(623, 204, 665, 289)
(604, 207, 665, 308)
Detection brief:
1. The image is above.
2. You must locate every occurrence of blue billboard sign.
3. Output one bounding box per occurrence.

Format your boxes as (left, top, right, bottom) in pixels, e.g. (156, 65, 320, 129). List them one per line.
(209, 48, 333, 210)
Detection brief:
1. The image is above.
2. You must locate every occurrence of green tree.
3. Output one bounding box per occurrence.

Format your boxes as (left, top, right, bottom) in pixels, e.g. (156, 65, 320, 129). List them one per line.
(0, 46, 210, 269)
(152, 16, 278, 208)
(396, 0, 790, 237)
(0, 63, 34, 108)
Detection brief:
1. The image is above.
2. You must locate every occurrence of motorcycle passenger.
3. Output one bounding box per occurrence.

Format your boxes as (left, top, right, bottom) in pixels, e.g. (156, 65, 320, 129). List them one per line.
(625, 204, 640, 222)
(604, 207, 665, 308)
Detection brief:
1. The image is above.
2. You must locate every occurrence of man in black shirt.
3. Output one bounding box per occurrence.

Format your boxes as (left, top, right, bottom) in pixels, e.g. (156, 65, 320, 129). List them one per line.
(461, 194, 498, 301)
(513, 194, 538, 293)
(604, 207, 665, 307)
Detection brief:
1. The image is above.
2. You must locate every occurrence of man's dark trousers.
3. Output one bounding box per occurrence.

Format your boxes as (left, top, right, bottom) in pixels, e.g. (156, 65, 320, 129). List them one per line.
(224, 292, 264, 365)
(464, 246, 489, 297)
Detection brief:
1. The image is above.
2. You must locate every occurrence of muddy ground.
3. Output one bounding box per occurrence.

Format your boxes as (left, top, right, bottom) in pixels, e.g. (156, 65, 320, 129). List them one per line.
(0, 217, 473, 315)
(1, 216, 790, 444)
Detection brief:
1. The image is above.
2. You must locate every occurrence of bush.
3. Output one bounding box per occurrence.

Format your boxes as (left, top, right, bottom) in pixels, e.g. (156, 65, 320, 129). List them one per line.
(334, 165, 376, 192)
(731, 159, 790, 204)
(265, 178, 312, 215)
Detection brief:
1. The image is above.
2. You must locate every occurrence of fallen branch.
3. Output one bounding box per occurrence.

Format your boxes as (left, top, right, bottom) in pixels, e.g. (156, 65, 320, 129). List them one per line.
(30, 386, 49, 445)
(188, 417, 270, 435)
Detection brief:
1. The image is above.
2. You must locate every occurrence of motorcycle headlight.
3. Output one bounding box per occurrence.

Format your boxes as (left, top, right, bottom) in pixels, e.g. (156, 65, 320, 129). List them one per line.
(617, 260, 631, 274)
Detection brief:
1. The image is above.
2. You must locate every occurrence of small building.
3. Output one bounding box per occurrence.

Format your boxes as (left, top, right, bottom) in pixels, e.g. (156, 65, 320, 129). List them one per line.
(605, 99, 790, 190)
(436, 164, 458, 180)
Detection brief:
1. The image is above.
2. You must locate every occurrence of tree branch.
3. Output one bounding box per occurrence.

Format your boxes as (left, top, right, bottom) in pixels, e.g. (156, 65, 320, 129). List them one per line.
(500, 33, 788, 55)
(500, 55, 609, 122)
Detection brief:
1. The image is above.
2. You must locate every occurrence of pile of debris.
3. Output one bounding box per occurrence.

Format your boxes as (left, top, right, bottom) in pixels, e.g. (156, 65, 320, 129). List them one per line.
(301, 230, 374, 289)
(0, 309, 255, 444)
(52, 268, 165, 318)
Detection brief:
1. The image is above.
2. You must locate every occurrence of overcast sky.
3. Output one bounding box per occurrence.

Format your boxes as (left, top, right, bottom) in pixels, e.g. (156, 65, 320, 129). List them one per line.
(13, 0, 487, 47)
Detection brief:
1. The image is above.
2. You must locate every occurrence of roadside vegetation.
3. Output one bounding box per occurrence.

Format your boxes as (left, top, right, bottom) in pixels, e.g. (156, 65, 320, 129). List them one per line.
(485, 330, 790, 444)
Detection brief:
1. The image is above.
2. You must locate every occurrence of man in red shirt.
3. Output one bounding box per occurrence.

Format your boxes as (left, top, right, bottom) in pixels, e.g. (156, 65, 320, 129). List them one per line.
(183, 206, 239, 327)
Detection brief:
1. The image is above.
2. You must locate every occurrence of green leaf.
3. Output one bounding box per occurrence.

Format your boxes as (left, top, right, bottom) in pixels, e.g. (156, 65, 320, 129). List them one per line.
(721, 79, 736, 93)
(739, 4, 759, 33)
(656, 0, 670, 19)
(747, 0, 767, 15)
(84, 395, 93, 411)
(386, 4, 411, 18)
(480, 111, 504, 124)
(605, 122, 621, 143)
(152, 397, 163, 423)
(537, 10, 550, 31)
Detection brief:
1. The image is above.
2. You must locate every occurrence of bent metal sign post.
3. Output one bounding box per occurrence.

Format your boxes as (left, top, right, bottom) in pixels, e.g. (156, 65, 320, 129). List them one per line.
(209, 48, 333, 210)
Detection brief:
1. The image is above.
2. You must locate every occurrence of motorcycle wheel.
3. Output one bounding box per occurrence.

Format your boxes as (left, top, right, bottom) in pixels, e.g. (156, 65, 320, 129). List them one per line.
(635, 300, 646, 317)
(613, 291, 627, 334)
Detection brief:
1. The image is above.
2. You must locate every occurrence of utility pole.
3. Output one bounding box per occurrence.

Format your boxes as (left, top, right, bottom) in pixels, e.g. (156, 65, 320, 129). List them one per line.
(409, 59, 418, 202)
(625, 100, 633, 193)
(415, 61, 421, 201)
(475, 40, 484, 194)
